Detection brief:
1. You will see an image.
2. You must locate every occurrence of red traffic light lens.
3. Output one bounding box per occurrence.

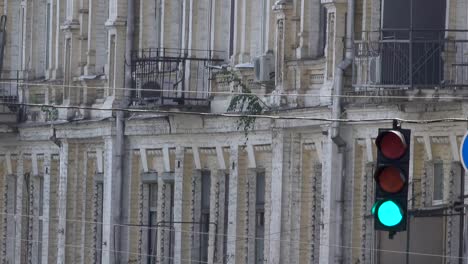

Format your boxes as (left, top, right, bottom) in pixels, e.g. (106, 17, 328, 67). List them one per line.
(375, 166, 405, 193)
(376, 131, 407, 159)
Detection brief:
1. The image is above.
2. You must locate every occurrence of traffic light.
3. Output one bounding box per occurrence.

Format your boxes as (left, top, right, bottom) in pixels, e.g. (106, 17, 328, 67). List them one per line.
(373, 128, 411, 233)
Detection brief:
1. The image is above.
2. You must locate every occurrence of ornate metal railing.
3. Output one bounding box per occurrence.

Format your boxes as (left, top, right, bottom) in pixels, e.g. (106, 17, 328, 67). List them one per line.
(131, 48, 226, 107)
(0, 70, 24, 117)
(353, 29, 468, 89)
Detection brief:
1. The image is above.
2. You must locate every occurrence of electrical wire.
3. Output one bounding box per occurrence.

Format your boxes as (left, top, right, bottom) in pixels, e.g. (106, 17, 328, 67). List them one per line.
(2, 218, 468, 261)
(7, 80, 468, 101)
(2, 101, 468, 125)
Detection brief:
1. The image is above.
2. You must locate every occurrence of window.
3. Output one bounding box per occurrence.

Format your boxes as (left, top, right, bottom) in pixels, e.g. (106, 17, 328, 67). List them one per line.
(381, 0, 446, 85)
(433, 161, 444, 203)
(200, 171, 211, 262)
(45, 3, 51, 71)
(229, 0, 235, 57)
(255, 171, 265, 264)
(319, 5, 327, 57)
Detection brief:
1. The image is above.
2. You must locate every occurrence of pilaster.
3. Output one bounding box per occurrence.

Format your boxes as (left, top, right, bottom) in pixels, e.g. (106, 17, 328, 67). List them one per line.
(318, 135, 345, 264)
(226, 146, 239, 262)
(273, 1, 294, 97)
(57, 142, 68, 264)
(14, 154, 23, 264)
(101, 136, 123, 264)
(172, 147, 185, 264)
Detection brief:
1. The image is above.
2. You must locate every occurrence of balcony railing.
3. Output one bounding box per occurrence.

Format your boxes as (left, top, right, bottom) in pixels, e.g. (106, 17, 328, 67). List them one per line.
(353, 29, 468, 89)
(131, 48, 225, 107)
(0, 70, 24, 117)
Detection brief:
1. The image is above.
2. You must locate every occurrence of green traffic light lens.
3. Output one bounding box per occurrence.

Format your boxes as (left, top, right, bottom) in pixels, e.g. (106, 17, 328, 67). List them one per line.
(371, 202, 378, 215)
(377, 200, 403, 227)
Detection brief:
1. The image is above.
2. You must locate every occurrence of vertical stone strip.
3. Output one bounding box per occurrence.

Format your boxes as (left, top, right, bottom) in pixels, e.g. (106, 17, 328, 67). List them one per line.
(41, 153, 51, 264)
(268, 129, 286, 264)
(361, 163, 375, 263)
(318, 136, 343, 264)
(57, 141, 68, 264)
(288, 135, 302, 263)
(446, 162, 462, 264)
(310, 162, 322, 264)
(207, 169, 220, 264)
(190, 170, 202, 262)
(422, 161, 434, 207)
(226, 146, 239, 263)
(140, 183, 149, 264)
(137, 182, 144, 264)
(246, 168, 257, 264)
(215, 170, 226, 263)
(157, 179, 168, 264)
(5, 172, 16, 264)
(173, 147, 184, 264)
(101, 137, 122, 264)
(1, 156, 9, 263)
(79, 152, 88, 264)
(13, 153, 23, 264)
(30, 171, 42, 264)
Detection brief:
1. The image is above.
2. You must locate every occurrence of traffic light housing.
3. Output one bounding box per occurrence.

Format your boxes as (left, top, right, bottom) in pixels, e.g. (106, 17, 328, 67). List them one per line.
(373, 128, 411, 232)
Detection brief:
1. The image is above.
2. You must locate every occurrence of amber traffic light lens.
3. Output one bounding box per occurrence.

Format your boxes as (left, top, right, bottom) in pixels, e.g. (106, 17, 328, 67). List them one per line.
(375, 166, 405, 193)
(376, 131, 407, 159)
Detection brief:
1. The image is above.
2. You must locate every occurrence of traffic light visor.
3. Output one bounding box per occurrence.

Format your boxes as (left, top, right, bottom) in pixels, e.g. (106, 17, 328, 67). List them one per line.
(376, 200, 404, 227)
(376, 130, 408, 159)
(375, 166, 405, 193)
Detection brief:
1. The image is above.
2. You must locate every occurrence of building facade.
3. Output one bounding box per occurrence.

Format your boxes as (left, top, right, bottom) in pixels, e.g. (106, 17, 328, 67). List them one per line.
(0, 0, 467, 263)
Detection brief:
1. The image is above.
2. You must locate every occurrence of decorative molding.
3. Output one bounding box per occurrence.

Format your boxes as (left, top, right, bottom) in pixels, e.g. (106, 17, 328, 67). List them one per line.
(253, 145, 272, 152)
(139, 149, 149, 173)
(246, 145, 256, 169)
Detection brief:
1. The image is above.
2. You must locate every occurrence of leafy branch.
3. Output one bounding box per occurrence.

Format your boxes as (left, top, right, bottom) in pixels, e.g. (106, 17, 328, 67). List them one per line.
(220, 70, 271, 137)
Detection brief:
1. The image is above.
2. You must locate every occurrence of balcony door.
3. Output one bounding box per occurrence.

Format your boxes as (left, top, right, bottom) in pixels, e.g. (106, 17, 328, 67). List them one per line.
(381, 0, 446, 86)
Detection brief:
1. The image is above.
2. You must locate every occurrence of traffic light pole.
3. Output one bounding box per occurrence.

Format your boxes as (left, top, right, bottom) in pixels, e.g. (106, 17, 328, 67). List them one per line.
(405, 214, 410, 264)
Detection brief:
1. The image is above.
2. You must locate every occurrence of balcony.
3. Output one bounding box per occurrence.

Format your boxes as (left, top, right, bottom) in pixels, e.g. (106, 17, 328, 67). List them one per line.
(0, 71, 24, 124)
(131, 48, 226, 108)
(353, 30, 468, 90)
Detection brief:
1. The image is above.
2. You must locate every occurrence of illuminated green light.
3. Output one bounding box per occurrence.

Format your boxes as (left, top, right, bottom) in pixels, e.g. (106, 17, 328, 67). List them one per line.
(371, 202, 378, 215)
(377, 200, 403, 227)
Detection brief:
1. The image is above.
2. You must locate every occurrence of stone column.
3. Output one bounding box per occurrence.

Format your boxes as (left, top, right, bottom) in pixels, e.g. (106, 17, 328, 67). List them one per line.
(273, 0, 294, 101)
(215, 170, 227, 263)
(297, 0, 322, 58)
(52, 0, 66, 79)
(172, 147, 185, 264)
(232, 0, 251, 63)
(207, 169, 222, 264)
(161, 0, 182, 49)
(190, 169, 202, 261)
(13, 154, 24, 264)
(29, 154, 43, 264)
(323, 3, 346, 81)
(157, 174, 174, 264)
(57, 142, 69, 264)
(101, 137, 122, 264)
(246, 168, 257, 264)
(138, 0, 157, 49)
(226, 146, 239, 262)
(318, 135, 345, 264)
(41, 153, 51, 264)
(288, 135, 303, 264)
(268, 129, 297, 264)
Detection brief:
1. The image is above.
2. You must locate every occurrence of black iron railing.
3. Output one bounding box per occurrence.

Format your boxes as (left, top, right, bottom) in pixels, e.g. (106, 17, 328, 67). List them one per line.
(353, 29, 468, 89)
(0, 70, 24, 115)
(131, 48, 225, 106)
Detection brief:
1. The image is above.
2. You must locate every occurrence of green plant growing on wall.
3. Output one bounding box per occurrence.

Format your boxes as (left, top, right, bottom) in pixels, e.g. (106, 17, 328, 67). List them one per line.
(221, 70, 271, 137)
